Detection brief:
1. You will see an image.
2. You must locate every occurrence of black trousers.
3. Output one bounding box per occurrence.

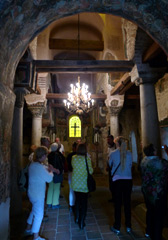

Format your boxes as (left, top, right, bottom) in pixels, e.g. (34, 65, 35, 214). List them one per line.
(113, 179, 132, 230)
(108, 168, 114, 197)
(74, 191, 88, 222)
(144, 194, 167, 240)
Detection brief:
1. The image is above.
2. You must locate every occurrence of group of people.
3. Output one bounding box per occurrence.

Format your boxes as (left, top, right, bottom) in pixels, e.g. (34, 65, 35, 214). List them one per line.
(107, 135, 168, 240)
(24, 133, 168, 240)
(24, 137, 93, 240)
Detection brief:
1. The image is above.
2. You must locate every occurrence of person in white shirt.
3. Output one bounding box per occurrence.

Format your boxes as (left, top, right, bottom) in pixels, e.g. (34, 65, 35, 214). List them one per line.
(55, 137, 65, 155)
(24, 146, 60, 240)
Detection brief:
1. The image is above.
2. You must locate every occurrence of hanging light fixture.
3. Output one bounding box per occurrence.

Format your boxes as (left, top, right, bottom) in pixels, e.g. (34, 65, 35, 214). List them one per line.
(63, 76, 95, 114)
(63, 14, 95, 114)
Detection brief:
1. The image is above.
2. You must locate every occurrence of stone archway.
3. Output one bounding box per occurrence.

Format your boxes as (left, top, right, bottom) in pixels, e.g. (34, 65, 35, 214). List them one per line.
(0, 1, 168, 239)
(0, 1, 168, 86)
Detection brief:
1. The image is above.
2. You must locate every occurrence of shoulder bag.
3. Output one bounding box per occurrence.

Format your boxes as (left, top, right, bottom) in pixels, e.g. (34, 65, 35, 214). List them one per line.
(111, 162, 121, 179)
(85, 155, 96, 192)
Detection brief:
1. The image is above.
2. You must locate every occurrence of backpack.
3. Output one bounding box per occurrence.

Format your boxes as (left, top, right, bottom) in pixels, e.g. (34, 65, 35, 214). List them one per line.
(17, 164, 29, 192)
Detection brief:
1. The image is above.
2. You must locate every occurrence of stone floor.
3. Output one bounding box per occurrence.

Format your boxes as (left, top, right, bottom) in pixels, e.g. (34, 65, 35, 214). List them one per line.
(10, 173, 168, 240)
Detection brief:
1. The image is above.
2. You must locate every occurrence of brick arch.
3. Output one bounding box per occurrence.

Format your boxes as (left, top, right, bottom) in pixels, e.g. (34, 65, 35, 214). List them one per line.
(0, 0, 168, 86)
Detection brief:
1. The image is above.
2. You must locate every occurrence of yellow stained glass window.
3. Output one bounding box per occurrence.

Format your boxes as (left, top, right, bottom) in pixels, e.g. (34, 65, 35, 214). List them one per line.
(69, 115, 81, 137)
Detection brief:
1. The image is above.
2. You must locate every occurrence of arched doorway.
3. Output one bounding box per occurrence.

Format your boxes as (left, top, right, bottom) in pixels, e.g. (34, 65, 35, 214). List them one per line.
(0, 2, 168, 239)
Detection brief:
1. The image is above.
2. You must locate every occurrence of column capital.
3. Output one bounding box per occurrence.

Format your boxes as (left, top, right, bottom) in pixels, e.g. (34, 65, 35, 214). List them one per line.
(134, 75, 162, 86)
(109, 105, 123, 116)
(106, 96, 124, 116)
(14, 87, 29, 108)
(25, 93, 46, 118)
(105, 95, 124, 108)
(131, 63, 166, 85)
(27, 102, 46, 118)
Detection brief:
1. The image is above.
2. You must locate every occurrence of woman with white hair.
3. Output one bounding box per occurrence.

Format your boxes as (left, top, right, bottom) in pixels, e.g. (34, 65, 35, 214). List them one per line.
(25, 146, 59, 240)
(109, 136, 132, 235)
(46, 143, 64, 209)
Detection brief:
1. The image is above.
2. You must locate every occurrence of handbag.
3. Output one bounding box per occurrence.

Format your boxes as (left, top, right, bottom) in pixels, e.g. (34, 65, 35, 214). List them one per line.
(53, 173, 63, 183)
(85, 155, 96, 192)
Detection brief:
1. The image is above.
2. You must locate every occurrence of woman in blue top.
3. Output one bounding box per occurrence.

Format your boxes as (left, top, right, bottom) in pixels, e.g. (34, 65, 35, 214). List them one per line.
(71, 143, 93, 229)
(109, 136, 132, 235)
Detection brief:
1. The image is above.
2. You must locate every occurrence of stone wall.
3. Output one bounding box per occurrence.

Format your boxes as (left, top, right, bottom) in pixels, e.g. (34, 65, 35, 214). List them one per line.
(0, 84, 15, 203)
(155, 73, 168, 123)
(0, 82, 15, 240)
(155, 74, 168, 160)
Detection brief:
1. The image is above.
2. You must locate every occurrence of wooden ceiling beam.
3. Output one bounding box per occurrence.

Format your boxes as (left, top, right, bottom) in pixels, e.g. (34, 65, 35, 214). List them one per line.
(34, 60, 134, 73)
(34, 60, 134, 68)
(125, 95, 140, 100)
(36, 67, 132, 73)
(119, 81, 134, 95)
(49, 38, 104, 51)
(50, 103, 65, 108)
(142, 42, 162, 62)
(46, 93, 107, 100)
(110, 73, 131, 95)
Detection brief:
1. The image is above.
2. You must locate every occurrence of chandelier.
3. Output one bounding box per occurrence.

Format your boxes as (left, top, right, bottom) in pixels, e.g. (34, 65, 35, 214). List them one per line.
(63, 14, 95, 114)
(63, 76, 95, 114)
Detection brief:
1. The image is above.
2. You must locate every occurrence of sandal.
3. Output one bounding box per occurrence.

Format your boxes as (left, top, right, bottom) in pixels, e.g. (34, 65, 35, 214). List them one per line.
(34, 236, 46, 240)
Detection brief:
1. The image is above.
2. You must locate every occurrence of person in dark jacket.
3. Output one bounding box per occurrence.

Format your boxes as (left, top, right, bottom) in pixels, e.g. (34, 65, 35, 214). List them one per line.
(141, 143, 168, 240)
(46, 143, 64, 209)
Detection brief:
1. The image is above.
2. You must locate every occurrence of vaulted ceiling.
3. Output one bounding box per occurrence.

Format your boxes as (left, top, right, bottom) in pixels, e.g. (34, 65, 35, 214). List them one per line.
(26, 12, 167, 109)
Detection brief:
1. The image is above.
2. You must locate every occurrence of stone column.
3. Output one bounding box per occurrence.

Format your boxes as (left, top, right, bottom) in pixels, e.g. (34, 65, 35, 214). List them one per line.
(109, 106, 122, 138)
(130, 64, 165, 156)
(106, 98, 124, 138)
(25, 94, 46, 146)
(136, 78, 161, 153)
(28, 103, 45, 145)
(10, 87, 29, 216)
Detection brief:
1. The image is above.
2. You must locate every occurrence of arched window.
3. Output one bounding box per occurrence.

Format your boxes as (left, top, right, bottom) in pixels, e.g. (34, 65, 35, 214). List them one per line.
(69, 115, 81, 138)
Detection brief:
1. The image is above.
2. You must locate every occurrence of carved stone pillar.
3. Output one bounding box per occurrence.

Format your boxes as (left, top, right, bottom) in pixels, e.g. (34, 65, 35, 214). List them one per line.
(11, 87, 29, 216)
(130, 64, 165, 156)
(29, 103, 45, 145)
(106, 97, 124, 138)
(109, 104, 123, 138)
(25, 94, 46, 146)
